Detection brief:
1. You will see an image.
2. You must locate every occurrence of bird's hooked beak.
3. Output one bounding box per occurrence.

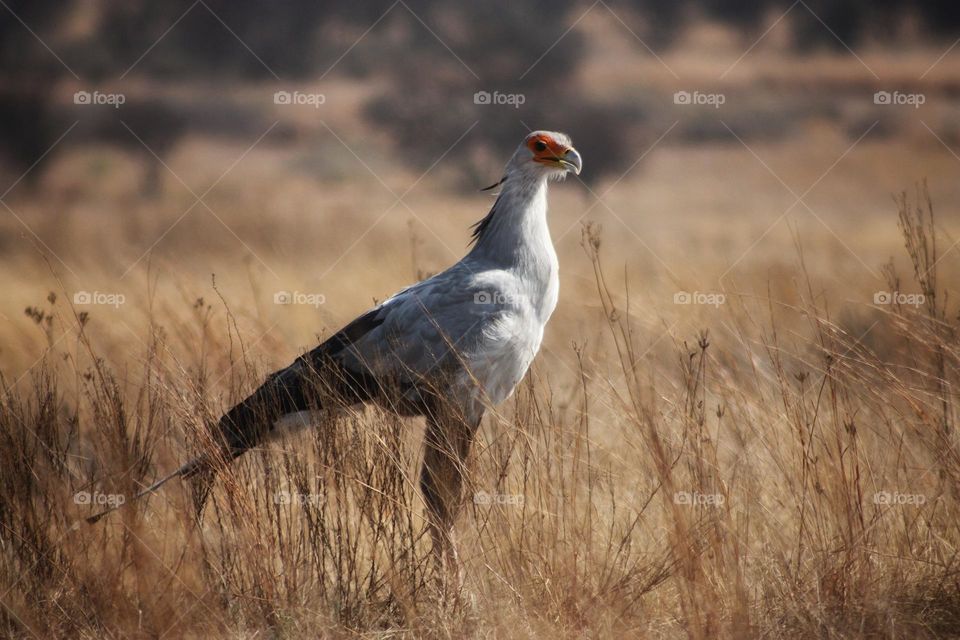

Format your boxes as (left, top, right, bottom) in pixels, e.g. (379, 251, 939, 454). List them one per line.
(558, 147, 582, 175)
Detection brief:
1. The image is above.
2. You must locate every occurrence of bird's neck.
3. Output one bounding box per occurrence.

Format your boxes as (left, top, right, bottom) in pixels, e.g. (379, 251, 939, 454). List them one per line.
(468, 176, 554, 268)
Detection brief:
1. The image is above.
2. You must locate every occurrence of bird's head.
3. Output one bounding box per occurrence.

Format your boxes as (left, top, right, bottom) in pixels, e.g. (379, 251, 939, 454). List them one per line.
(507, 130, 581, 181)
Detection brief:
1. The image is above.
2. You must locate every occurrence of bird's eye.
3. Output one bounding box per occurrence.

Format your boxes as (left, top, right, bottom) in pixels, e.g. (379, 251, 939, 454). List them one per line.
(534, 140, 547, 152)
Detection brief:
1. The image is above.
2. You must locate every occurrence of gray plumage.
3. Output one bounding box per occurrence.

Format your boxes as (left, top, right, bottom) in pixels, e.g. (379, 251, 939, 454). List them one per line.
(86, 131, 582, 573)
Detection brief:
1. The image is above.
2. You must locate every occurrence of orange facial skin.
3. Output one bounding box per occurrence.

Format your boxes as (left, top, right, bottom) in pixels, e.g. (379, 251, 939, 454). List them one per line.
(526, 134, 570, 167)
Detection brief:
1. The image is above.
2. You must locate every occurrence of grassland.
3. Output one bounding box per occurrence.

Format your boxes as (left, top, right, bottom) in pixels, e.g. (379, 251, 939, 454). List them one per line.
(2, 35, 960, 637)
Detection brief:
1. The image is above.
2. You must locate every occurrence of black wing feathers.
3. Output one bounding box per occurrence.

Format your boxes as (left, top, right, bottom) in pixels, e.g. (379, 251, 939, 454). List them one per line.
(191, 307, 388, 469)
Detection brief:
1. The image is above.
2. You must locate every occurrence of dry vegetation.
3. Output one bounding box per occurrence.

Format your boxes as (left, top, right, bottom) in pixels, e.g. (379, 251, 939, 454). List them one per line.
(3, 9, 960, 635)
(1, 178, 959, 637)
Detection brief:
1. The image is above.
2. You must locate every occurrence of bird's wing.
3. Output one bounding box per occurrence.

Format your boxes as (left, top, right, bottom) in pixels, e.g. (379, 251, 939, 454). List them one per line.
(191, 261, 530, 470)
(305, 261, 529, 406)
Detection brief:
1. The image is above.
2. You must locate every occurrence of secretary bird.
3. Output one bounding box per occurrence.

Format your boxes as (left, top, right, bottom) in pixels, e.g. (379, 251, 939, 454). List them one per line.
(87, 130, 581, 571)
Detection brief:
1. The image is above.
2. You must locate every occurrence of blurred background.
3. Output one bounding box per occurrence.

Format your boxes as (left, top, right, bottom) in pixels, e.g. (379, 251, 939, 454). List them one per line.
(4, 5, 960, 636)
(1, 0, 959, 376)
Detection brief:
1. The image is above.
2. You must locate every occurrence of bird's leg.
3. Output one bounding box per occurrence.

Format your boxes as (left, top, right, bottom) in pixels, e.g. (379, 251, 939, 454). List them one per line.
(420, 410, 480, 589)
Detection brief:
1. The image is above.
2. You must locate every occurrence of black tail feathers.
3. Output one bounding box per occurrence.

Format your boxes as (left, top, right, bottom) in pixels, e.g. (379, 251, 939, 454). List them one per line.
(85, 362, 317, 525)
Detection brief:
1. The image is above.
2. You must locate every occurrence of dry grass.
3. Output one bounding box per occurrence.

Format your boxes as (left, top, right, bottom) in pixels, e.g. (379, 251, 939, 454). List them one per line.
(1, 179, 959, 637)
(3, 28, 960, 633)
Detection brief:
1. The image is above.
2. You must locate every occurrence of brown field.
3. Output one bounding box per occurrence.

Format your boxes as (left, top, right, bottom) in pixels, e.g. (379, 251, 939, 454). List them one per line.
(3, 14, 960, 639)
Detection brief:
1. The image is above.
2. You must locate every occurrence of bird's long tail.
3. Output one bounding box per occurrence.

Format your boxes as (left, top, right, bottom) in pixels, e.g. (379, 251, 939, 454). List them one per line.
(85, 361, 318, 525)
(84, 458, 204, 524)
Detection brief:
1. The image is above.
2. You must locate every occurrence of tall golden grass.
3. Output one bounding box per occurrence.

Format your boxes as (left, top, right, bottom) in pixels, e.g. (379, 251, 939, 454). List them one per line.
(1, 182, 958, 638)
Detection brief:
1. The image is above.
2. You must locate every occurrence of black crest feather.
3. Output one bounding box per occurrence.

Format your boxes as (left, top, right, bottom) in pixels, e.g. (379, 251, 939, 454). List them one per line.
(470, 189, 503, 245)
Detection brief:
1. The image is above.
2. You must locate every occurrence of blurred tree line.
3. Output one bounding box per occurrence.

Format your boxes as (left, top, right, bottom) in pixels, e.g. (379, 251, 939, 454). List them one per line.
(1, 0, 957, 186)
